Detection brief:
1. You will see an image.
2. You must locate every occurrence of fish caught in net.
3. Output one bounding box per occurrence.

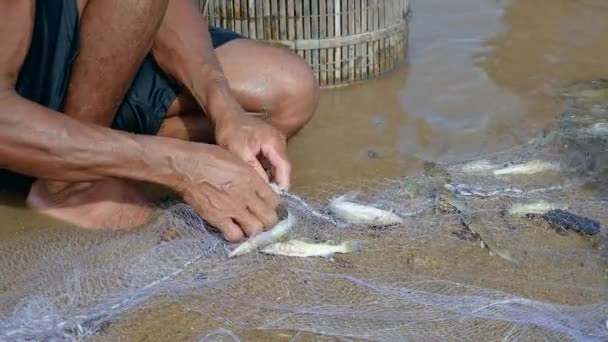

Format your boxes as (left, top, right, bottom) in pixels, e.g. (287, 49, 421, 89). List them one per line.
(0, 80, 607, 341)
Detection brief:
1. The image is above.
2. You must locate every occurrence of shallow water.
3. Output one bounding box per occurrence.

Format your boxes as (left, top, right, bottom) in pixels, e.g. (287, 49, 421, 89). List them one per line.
(2, 0, 608, 340)
(288, 0, 608, 197)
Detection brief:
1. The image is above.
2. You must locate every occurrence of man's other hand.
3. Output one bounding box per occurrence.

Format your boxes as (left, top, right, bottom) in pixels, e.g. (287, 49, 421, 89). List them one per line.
(214, 102, 292, 191)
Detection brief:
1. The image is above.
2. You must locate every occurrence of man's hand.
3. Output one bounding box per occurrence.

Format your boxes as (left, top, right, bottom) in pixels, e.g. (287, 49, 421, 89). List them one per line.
(150, 0, 292, 189)
(0, 90, 281, 242)
(213, 101, 292, 191)
(171, 141, 282, 242)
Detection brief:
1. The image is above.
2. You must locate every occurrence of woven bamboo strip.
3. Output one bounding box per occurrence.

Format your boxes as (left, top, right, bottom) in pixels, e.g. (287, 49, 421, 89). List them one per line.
(204, 0, 409, 88)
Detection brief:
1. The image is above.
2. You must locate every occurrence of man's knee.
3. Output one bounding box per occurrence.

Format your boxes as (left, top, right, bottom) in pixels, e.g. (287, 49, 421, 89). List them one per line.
(271, 52, 320, 137)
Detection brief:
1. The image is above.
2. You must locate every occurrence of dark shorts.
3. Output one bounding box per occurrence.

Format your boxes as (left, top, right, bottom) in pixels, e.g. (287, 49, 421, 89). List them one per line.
(15, 0, 242, 136)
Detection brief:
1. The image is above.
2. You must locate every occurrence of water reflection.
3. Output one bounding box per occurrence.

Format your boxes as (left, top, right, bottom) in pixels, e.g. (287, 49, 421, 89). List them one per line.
(289, 0, 608, 197)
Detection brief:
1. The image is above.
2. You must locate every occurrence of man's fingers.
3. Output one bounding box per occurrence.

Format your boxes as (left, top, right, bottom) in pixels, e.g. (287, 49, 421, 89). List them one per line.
(256, 182, 281, 209)
(262, 145, 292, 190)
(235, 209, 265, 237)
(218, 218, 245, 243)
(243, 155, 270, 184)
(247, 200, 279, 230)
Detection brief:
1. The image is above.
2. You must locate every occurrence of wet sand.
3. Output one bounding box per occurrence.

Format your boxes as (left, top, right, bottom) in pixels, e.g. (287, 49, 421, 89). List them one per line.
(2, 0, 608, 340)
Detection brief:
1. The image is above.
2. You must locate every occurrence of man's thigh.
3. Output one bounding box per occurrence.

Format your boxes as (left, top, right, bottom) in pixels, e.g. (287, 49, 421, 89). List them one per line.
(112, 26, 243, 136)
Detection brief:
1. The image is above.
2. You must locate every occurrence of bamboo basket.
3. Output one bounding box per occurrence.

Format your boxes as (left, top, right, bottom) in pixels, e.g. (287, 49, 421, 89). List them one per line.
(195, 0, 410, 88)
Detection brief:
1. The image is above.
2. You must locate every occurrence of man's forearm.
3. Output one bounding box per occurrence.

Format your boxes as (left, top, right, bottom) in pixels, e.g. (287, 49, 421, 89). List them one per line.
(0, 92, 182, 188)
(152, 0, 239, 126)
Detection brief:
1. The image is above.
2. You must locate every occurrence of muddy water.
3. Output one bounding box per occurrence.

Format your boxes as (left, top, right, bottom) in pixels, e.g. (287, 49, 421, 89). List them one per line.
(2, 0, 608, 340)
(289, 0, 608, 198)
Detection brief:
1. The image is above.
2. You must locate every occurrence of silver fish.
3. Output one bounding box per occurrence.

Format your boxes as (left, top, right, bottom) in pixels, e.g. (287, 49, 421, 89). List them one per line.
(492, 160, 560, 176)
(468, 219, 521, 268)
(261, 239, 364, 258)
(459, 159, 503, 173)
(459, 159, 560, 176)
(444, 183, 526, 198)
(438, 188, 521, 267)
(328, 193, 404, 227)
(508, 200, 568, 216)
(228, 211, 297, 258)
(270, 183, 341, 225)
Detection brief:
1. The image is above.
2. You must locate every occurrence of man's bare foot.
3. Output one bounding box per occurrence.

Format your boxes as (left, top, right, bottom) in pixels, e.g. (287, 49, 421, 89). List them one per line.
(26, 179, 154, 230)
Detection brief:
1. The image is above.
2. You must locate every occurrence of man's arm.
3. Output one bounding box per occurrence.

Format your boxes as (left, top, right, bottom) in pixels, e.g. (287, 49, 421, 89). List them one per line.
(0, 89, 280, 242)
(151, 0, 234, 126)
(151, 0, 292, 189)
(0, 0, 279, 240)
(0, 90, 178, 186)
(0, 0, 170, 186)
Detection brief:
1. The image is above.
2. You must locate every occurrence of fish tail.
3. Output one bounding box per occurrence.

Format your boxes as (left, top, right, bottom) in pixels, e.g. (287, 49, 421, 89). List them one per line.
(340, 240, 365, 254)
(505, 256, 521, 268)
(228, 243, 254, 258)
(496, 250, 521, 268)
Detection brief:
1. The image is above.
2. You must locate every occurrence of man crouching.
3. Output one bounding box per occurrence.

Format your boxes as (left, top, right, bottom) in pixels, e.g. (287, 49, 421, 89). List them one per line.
(0, 0, 318, 242)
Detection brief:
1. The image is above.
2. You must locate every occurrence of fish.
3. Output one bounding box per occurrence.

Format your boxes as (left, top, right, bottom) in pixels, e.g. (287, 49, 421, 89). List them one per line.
(457, 159, 560, 176)
(492, 160, 560, 176)
(467, 220, 521, 267)
(270, 183, 341, 225)
(444, 183, 520, 198)
(228, 211, 297, 258)
(328, 193, 404, 227)
(459, 159, 503, 173)
(438, 189, 520, 267)
(261, 239, 365, 258)
(508, 200, 567, 216)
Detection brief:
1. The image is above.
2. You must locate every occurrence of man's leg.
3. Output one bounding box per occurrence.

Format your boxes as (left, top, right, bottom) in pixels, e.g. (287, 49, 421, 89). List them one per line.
(26, 0, 170, 230)
(28, 5, 318, 230)
(158, 38, 319, 143)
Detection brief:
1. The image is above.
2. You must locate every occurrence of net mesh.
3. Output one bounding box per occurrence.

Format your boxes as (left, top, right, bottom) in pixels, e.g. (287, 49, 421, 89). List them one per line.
(0, 81, 607, 341)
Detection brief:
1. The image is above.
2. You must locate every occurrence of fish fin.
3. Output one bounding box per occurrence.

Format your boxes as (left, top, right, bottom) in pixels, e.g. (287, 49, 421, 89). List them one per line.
(333, 191, 360, 203)
(340, 240, 365, 253)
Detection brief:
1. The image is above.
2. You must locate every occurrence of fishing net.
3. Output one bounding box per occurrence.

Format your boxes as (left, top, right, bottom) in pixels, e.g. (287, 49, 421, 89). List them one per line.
(0, 81, 606, 342)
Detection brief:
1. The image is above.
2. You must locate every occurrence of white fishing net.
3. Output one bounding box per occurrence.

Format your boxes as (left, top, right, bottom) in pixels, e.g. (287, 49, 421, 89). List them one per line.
(0, 81, 606, 341)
